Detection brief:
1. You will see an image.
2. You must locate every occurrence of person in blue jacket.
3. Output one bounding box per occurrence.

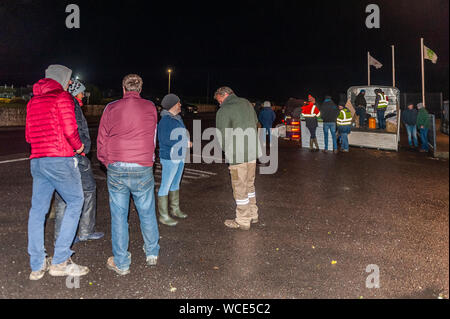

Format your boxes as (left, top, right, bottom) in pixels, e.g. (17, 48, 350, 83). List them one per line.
(258, 101, 276, 144)
(157, 94, 192, 226)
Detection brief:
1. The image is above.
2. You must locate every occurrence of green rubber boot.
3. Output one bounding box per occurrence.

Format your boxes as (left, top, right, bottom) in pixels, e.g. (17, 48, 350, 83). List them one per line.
(169, 190, 188, 219)
(158, 196, 178, 226)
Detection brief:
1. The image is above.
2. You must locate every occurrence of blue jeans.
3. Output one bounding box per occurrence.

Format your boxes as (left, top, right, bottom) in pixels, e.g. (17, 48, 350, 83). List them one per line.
(355, 107, 366, 127)
(323, 122, 338, 151)
(158, 159, 184, 197)
(54, 154, 97, 240)
(28, 157, 84, 271)
(107, 162, 160, 271)
(262, 126, 273, 143)
(338, 125, 351, 151)
(405, 124, 419, 147)
(419, 128, 429, 151)
(377, 109, 386, 129)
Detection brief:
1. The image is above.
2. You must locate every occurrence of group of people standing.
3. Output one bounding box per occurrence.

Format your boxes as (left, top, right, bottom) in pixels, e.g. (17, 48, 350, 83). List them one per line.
(25, 65, 261, 279)
(301, 94, 353, 153)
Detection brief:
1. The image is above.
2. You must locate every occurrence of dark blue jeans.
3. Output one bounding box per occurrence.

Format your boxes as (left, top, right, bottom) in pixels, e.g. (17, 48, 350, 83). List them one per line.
(419, 128, 429, 151)
(405, 124, 419, 147)
(355, 107, 366, 127)
(323, 122, 338, 151)
(107, 163, 160, 271)
(377, 109, 386, 129)
(54, 154, 97, 240)
(338, 125, 351, 151)
(28, 157, 84, 271)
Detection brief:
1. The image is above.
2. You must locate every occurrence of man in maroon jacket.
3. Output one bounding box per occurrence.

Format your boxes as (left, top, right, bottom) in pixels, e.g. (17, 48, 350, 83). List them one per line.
(26, 64, 89, 280)
(97, 74, 159, 275)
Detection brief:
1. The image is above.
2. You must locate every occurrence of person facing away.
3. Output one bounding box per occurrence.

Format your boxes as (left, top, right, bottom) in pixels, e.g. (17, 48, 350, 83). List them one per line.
(53, 78, 104, 244)
(374, 88, 388, 130)
(319, 96, 340, 153)
(416, 103, 431, 153)
(26, 64, 89, 281)
(157, 93, 192, 226)
(401, 104, 419, 149)
(337, 103, 353, 152)
(302, 94, 321, 151)
(215, 86, 261, 231)
(258, 101, 276, 144)
(97, 74, 160, 275)
(354, 89, 367, 128)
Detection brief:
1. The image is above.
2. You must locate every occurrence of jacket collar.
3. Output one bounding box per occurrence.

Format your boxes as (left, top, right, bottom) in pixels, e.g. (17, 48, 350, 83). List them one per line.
(123, 91, 141, 99)
(220, 94, 238, 107)
(161, 109, 183, 122)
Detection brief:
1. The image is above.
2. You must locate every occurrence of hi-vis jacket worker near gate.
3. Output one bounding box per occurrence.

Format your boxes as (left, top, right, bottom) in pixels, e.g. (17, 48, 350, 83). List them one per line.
(337, 105, 353, 152)
(374, 88, 388, 130)
(302, 94, 321, 152)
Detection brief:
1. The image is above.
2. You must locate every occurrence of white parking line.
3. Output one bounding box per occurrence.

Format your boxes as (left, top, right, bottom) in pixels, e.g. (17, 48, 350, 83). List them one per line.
(0, 157, 29, 164)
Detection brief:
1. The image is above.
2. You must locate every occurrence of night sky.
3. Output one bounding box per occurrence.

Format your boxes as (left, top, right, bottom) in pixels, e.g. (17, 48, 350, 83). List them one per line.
(0, 0, 448, 103)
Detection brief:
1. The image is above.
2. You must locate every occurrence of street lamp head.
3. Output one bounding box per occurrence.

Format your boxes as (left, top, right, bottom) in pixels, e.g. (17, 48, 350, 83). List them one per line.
(167, 68, 172, 73)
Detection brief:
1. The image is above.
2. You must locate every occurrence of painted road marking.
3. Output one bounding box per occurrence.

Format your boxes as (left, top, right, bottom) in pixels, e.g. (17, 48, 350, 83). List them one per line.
(0, 157, 29, 164)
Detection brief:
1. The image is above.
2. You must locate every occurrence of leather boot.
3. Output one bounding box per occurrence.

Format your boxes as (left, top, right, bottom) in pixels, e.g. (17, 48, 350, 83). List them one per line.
(158, 196, 178, 226)
(313, 138, 320, 151)
(169, 190, 188, 218)
(309, 138, 314, 152)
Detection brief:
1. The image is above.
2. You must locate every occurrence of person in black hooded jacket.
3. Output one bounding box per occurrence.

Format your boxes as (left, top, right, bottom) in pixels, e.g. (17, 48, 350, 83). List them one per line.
(319, 96, 340, 153)
(354, 90, 367, 128)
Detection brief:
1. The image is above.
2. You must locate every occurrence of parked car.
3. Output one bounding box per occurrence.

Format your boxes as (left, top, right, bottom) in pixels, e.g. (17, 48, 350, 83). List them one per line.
(181, 103, 198, 117)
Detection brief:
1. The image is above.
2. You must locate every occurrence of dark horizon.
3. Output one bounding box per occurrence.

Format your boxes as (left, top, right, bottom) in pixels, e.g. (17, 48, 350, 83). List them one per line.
(1, 0, 449, 102)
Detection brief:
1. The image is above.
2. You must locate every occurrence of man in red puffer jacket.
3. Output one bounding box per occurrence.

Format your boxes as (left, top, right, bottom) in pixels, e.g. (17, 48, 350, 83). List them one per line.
(26, 64, 89, 281)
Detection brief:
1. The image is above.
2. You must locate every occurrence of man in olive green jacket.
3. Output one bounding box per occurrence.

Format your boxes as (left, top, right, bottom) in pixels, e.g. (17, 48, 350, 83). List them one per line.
(416, 103, 430, 152)
(215, 87, 261, 230)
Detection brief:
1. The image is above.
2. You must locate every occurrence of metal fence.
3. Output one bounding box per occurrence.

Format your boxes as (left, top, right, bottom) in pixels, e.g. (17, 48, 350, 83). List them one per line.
(400, 93, 443, 117)
(441, 100, 449, 135)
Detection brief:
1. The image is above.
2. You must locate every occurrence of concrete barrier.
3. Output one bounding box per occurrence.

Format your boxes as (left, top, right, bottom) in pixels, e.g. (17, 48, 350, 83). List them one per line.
(0, 104, 107, 127)
(0, 105, 27, 126)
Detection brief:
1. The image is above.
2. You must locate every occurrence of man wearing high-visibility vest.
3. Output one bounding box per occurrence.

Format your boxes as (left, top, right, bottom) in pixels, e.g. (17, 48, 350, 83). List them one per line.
(337, 104, 353, 152)
(374, 88, 388, 130)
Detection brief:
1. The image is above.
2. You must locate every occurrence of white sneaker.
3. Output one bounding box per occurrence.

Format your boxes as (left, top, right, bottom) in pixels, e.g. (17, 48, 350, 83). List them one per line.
(146, 256, 158, 266)
(29, 257, 52, 280)
(49, 257, 89, 277)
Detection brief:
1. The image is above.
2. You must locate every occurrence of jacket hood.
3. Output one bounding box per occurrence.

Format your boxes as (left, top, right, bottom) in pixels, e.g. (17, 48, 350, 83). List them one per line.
(32, 78, 64, 96)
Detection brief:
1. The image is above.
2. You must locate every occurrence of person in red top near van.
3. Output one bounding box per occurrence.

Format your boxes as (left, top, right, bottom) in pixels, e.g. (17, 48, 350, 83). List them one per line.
(302, 94, 321, 151)
(26, 64, 89, 281)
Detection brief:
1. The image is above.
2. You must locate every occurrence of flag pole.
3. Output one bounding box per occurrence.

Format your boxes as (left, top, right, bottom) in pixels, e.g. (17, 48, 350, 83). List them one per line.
(392, 45, 396, 87)
(368, 51, 371, 86)
(421, 38, 426, 108)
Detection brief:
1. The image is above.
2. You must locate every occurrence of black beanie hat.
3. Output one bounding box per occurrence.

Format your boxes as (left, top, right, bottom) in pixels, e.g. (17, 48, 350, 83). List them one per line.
(161, 94, 180, 110)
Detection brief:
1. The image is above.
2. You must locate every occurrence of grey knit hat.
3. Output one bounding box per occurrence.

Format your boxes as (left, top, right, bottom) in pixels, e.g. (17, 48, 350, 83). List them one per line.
(417, 103, 424, 109)
(45, 64, 72, 89)
(68, 78, 86, 97)
(161, 94, 180, 110)
(263, 101, 271, 108)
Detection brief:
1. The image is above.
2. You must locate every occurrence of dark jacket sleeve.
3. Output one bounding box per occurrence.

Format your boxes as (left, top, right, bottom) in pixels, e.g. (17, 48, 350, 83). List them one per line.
(74, 100, 91, 154)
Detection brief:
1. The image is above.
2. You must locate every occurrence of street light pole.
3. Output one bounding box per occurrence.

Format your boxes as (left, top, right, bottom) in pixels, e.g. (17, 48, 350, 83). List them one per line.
(167, 68, 172, 94)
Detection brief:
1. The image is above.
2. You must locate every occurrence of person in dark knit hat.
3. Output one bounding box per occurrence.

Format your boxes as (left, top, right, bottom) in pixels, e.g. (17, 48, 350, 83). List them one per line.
(54, 78, 104, 244)
(157, 94, 192, 226)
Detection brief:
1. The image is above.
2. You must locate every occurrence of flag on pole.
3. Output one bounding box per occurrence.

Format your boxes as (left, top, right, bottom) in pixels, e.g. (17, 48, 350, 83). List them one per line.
(423, 45, 438, 64)
(368, 53, 383, 69)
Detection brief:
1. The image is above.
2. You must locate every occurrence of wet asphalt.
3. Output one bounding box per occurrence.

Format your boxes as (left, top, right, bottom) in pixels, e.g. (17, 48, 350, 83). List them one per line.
(0, 116, 448, 299)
